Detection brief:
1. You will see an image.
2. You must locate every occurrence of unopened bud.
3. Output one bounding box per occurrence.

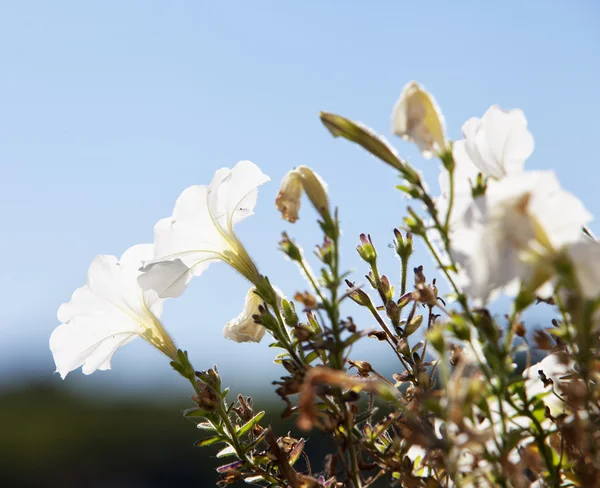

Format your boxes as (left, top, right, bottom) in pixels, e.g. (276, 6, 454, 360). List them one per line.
(281, 299, 298, 326)
(392, 81, 448, 159)
(279, 232, 303, 261)
(192, 381, 221, 411)
(196, 367, 221, 392)
(414, 265, 426, 285)
(427, 326, 445, 353)
(380, 275, 394, 302)
(276, 166, 330, 223)
(357, 233, 377, 264)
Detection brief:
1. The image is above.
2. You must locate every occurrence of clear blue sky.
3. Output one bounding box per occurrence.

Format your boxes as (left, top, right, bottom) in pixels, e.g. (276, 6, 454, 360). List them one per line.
(1, 1, 599, 397)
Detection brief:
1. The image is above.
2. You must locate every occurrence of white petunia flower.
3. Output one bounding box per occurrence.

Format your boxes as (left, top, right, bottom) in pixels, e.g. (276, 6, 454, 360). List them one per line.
(438, 141, 482, 228)
(438, 106, 532, 229)
(138, 161, 270, 298)
(451, 171, 592, 303)
(567, 236, 600, 299)
(392, 81, 448, 158)
(457, 105, 534, 179)
(50, 244, 177, 379)
(223, 287, 268, 343)
(523, 353, 575, 415)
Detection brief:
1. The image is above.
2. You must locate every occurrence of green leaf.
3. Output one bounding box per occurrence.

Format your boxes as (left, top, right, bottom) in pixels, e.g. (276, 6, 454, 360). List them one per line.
(184, 407, 209, 418)
(236, 411, 265, 437)
(220, 387, 230, 399)
(304, 351, 320, 364)
(320, 112, 406, 173)
(216, 445, 237, 458)
(194, 436, 222, 447)
(196, 422, 216, 431)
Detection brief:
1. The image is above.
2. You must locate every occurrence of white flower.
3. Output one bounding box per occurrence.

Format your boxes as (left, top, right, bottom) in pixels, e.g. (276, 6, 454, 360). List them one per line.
(138, 161, 270, 298)
(457, 105, 534, 179)
(523, 353, 574, 415)
(567, 236, 600, 299)
(438, 141, 482, 228)
(223, 287, 268, 343)
(50, 244, 177, 379)
(275, 165, 329, 223)
(392, 81, 447, 158)
(438, 106, 532, 229)
(452, 171, 592, 303)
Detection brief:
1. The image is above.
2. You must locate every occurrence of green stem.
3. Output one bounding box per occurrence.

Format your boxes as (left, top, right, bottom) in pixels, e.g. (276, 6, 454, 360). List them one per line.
(443, 164, 455, 232)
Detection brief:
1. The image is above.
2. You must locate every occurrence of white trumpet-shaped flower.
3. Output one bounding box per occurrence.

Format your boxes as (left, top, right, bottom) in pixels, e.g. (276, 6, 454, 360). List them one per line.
(438, 105, 532, 229)
(451, 171, 592, 303)
(456, 105, 534, 180)
(392, 81, 447, 158)
(50, 244, 177, 379)
(138, 161, 270, 298)
(224, 287, 268, 343)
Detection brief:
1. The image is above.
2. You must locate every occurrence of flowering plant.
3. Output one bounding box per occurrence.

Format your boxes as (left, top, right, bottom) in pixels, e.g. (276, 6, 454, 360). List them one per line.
(51, 81, 600, 487)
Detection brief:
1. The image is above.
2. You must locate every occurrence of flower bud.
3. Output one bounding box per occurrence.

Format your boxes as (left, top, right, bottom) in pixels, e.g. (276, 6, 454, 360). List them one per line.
(279, 232, 303, 262)
(345, 280, 372, 307)
(427, 326, 445, 353)
(196, 367, 222, 392)
(356, 233, 377, 264)
(276, 165, 329, 223)
(392, 81, 448, 159)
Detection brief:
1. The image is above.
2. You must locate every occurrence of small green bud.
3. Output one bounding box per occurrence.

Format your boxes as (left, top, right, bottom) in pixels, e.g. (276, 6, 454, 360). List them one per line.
(356, 234, 377, 264)
(380, 275, 394, 302)
(404, 208, 426, 235)
(450, 318, 471, 342)
(427, 326, 445, 353)
(279, 232, 303, 262)
(281, 299, 298, 327)
(356, 233, 377, 264)
(315, 237, 333, 265)
(471, 172, 487, 198)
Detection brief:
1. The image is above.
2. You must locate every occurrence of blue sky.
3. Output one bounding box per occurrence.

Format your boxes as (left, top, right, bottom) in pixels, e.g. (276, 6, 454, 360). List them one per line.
(1, 1, 599, 396)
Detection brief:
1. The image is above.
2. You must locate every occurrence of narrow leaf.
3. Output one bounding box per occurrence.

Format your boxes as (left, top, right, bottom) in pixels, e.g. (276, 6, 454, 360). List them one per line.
(216, 445, 237, 458)
(236, 411, 265, 437)
(195, 436, 222, 447)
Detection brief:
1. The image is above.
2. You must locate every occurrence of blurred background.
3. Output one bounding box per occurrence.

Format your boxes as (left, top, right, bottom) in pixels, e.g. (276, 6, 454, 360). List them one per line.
(1, 1, 599, 486)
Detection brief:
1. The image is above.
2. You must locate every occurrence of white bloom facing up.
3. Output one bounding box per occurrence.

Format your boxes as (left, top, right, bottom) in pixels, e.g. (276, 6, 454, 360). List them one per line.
(138, 161, 270, 298)
(451, 171, 592, 303)
(455, 105, 534, 180)
(275, 165, 329, 223)
(50, 244, 177, 379)
(223, 287, 267, 343)
(439, 105, 533, 229)
(392, 81, 447, 159)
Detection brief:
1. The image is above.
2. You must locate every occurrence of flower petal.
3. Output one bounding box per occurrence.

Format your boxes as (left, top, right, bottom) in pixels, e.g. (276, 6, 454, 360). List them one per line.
(223, 287, 267, 343)
(51, 244, 175, 378)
